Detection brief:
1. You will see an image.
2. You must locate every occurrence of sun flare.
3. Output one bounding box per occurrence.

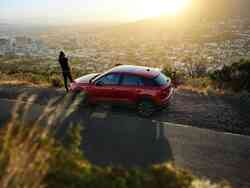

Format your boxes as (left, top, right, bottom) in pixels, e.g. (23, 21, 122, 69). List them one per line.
(166, 0, 190, 14)
(141, 0, 190, 18)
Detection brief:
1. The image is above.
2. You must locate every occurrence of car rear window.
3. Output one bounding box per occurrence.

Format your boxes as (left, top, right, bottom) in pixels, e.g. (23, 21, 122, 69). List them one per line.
(154, 73, 170, 86)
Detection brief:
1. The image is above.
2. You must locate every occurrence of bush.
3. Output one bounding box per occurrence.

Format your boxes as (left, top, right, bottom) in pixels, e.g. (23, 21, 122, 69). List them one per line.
(210, 59, 250, 92)
(185, 78, 212, 90)
(162, 64, 174, 78)
(162, 64, 186, 86)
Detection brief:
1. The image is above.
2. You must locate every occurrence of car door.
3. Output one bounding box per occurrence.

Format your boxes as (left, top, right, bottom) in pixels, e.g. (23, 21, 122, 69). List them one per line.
(115, 74, 144, 103)
(89, 73, 121, 103)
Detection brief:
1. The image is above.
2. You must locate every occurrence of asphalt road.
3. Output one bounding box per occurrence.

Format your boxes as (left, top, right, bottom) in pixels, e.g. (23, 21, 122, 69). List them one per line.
(0, 99, 250, 188)
(1, 84, 250, 135)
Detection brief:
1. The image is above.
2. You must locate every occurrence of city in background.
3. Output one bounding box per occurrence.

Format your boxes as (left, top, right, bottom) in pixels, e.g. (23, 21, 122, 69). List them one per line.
(1, 16, 250, 74)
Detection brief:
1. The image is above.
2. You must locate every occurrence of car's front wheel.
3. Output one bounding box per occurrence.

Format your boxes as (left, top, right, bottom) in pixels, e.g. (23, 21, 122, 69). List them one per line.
(137, 99, 156, 117)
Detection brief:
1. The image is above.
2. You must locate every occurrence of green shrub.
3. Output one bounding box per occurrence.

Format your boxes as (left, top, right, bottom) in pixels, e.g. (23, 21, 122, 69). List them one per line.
(210, 59, 250, 92)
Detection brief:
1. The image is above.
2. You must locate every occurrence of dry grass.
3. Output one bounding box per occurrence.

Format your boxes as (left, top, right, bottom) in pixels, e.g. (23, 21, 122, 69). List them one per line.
(178, 85, 223, 96)
(0, 72, 50, 87)
(0, 79, 48, 87)
(0, 93, 85, 188)
(191, 179, 231, 188)
(0, 57, 88, 88)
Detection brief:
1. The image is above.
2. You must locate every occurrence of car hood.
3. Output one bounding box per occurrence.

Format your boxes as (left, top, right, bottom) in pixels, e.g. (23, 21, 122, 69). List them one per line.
(75, 73, 100, 84)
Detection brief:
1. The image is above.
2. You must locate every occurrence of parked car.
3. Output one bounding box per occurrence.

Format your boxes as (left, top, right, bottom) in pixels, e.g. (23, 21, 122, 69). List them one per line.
(69, 65, 174, 117)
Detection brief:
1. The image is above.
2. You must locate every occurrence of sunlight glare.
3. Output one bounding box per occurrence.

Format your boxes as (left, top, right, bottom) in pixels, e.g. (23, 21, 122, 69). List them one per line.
(141, 0, 190, 18)
(165, 0, 190, 15)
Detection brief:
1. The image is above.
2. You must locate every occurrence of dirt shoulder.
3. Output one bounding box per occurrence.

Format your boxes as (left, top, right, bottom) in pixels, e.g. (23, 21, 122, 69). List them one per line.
(0, 83, 249, 136)
(156, 89, 250, 136)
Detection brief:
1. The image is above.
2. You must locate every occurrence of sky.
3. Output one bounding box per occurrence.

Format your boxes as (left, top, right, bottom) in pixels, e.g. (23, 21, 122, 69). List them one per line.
(0, 0, 191, 25)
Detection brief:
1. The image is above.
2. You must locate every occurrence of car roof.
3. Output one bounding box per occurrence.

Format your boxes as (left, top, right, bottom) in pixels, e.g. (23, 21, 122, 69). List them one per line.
(108, 65, 160, 79)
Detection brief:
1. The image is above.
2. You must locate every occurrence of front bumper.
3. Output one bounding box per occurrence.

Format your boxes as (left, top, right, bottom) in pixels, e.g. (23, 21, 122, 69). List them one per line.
(69, 81, 79, 92)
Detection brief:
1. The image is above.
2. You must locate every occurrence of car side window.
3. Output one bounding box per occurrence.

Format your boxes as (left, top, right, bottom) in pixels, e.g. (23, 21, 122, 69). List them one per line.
(97, 74, 120, 85)
(121, 75, 143, 86)
(141, 78, 157, 87)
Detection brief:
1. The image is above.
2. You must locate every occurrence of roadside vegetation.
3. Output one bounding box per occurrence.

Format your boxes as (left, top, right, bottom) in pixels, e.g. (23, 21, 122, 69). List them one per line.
(210, 59, 250, 92)
(0, 54, 249, 97)
(0, 56, 88, 87)
(0, 94, 231, 188)
(1, 56, 249, 94)
(162, 58, 250, 94)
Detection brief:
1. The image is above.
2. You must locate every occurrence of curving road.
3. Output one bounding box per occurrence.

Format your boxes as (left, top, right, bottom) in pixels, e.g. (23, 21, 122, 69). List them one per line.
(0, 99, 250, 188)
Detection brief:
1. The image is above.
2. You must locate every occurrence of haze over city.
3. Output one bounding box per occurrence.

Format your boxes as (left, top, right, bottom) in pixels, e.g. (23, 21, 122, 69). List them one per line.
(1, 0, 192, 25)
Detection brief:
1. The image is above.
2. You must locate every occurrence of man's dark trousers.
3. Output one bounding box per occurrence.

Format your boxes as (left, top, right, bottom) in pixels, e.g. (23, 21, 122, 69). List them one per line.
(63, 71, 73, 92)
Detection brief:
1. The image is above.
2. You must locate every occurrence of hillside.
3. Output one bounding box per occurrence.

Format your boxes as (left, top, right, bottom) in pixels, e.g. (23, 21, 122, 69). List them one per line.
(195, 0, 250, 20)
(106, 0, 250, 38)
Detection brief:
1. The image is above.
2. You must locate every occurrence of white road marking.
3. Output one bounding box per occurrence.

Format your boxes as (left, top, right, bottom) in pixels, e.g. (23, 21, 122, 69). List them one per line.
(153, 120, 161, 140)
(156, 125, 160, 140)
(153, 120, 250, 139)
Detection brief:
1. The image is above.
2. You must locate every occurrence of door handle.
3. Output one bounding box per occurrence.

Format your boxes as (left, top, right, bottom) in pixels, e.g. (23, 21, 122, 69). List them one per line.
(136, 89, 142, 93)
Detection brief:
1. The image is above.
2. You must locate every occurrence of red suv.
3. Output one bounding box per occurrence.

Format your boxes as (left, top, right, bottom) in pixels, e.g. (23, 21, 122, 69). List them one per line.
(69, 65, 174, 117)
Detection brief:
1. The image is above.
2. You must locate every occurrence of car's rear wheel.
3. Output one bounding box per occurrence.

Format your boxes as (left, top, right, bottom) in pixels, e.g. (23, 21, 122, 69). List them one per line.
(137, 99, 156, 117)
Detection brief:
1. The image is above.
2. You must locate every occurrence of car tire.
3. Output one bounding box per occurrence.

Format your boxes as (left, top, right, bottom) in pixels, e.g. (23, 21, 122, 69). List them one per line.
(137, 99, 156, 117)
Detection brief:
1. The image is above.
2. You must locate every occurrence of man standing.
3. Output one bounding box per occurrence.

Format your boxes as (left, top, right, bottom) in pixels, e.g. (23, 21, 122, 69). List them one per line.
(58, 51, 73, 92)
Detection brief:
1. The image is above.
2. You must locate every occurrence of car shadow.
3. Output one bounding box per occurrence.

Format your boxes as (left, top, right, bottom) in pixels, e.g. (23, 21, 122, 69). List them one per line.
(51, 97, 174, 167)
(0, 93, 174, 168)
(82, 115, 174, 167)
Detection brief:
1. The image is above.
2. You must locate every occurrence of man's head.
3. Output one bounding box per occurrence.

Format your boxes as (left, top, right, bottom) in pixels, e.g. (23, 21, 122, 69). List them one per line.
(60, 51, 65, 58)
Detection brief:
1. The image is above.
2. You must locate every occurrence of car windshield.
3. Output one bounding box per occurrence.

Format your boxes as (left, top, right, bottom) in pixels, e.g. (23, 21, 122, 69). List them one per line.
(97, 74, 121, 85)
(154, 73, 170, 86)
(89, 74, 101, 83)
(92, 73, 106, 83)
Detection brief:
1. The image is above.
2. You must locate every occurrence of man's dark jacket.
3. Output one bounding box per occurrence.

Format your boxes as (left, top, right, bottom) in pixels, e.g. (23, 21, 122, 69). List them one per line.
(59, 57, 70, 72)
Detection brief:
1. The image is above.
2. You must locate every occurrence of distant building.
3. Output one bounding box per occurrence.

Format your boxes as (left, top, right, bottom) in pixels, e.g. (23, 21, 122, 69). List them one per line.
(0, 37, 13, 55)
(15, 36, 32, 48)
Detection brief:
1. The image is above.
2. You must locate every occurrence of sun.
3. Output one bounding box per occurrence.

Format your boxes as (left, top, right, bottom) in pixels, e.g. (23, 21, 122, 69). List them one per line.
(164, 0, 190, 14)
(141, 0, 190, 18)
